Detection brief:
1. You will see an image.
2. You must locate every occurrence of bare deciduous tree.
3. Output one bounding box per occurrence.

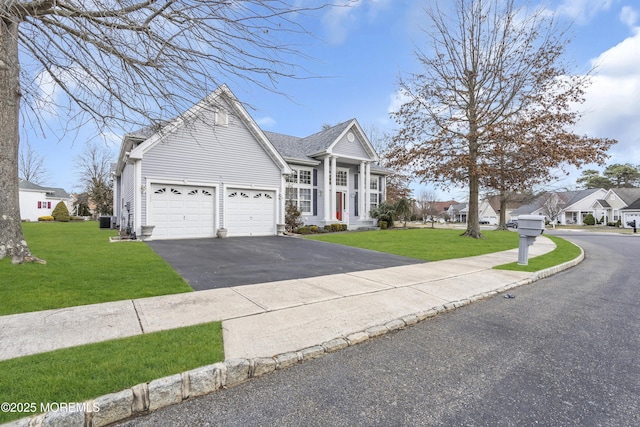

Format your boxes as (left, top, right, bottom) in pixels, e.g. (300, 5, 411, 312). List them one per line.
(75, 142, 114, 218)
(18, 141, 49, 185)
(0, 0, 329, 263)
(363, 124, 412, 203)
(539, 192, 568, 228)
(389, 0, 615, 239)
(415, 189, 439, 227)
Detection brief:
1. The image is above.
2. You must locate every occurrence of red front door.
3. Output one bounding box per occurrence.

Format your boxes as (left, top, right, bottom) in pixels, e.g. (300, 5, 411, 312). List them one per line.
(336, 192, 343, 221)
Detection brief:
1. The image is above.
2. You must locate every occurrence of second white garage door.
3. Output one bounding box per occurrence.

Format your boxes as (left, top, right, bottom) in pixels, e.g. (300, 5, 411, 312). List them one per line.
(226, 189, 276, 237)
(150, 184, 216, 239)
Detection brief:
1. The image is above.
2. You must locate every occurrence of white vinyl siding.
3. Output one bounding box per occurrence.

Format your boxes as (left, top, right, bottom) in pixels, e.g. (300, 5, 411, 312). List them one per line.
(119, 163, 136, 227)
(141, 98, 282, 229)
(333, 131, 370, 159)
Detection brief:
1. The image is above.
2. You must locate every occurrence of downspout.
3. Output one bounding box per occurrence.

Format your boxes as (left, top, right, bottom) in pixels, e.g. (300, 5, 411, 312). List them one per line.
(134, 159, 142, 237)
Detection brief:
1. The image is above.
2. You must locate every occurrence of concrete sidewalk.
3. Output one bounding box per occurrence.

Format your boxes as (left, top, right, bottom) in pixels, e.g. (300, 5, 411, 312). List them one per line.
(0, 236, 563, 362)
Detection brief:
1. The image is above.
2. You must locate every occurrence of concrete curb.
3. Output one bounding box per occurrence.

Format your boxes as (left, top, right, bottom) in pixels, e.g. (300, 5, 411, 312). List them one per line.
(2, 251, 584, 427)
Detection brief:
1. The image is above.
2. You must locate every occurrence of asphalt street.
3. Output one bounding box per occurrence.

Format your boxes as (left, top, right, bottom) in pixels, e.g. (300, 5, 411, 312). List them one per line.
(118, 231, 640, 427)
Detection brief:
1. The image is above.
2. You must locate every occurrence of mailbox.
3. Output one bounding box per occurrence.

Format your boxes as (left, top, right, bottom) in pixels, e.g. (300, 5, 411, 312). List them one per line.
(518, 215, 545, 237)
(516, 215, 546, 265)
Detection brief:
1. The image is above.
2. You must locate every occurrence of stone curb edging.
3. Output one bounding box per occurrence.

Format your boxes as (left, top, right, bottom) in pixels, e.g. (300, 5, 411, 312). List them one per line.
(3, 251, 584, 427)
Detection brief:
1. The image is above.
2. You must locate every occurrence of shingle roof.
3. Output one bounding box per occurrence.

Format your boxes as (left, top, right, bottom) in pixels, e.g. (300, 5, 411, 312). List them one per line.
(19, 180, 70, 199)
(611, 188, 640, 205)
(264, 119, 355, 163)
(263, 132, 315, 163)
(622, 196, 640, 210)
(511, 189, 602, 215)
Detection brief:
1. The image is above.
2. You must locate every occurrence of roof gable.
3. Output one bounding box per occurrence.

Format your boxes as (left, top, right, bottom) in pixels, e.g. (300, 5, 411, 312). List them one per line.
(117, 84, 290, 175)
(609, 188, 640, 205)
(266, 119, 379, 164)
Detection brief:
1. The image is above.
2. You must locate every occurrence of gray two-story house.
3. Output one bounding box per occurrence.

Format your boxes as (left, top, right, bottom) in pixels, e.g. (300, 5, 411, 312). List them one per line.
(113, 84, 388, 239)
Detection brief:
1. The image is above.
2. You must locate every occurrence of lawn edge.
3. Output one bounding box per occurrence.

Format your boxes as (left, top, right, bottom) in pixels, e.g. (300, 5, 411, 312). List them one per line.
(4, 244, 585, 427)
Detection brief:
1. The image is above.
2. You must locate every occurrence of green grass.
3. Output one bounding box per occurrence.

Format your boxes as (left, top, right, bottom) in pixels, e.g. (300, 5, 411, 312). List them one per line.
(307, 228, 581, 273)
(0, 322, 224, 424)
(306, 228, 521, 261)
(494, 234, 582, 272)
(0, 222, 192, 315)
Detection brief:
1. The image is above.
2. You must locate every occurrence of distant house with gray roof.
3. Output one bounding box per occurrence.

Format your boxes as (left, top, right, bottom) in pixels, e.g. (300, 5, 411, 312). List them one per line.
(593, 188, 640, 227)
(511, 189, 607, 225)
(18, 180, 72, 221)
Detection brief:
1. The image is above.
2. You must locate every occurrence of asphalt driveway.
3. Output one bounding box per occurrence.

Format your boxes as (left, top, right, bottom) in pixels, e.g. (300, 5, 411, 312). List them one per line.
(148, 236, 424, 291)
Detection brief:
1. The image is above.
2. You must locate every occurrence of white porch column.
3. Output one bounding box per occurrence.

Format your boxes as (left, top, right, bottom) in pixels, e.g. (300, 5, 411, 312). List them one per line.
(364, 162, 371, 220)
(359, 162, 366, 219)
(323, 156, 331, 222)
(330, 156, 337, 221)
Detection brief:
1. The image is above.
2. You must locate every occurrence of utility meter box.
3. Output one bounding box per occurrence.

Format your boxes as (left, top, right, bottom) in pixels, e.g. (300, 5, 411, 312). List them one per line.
(517, 215, 545, 237)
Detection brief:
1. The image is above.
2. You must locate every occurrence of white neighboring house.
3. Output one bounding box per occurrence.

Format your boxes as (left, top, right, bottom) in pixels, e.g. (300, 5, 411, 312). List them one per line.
(113, 84, 389, 240)
(18, 180, 72, 221)
(591, 188, 640, 225)
(621, 197, 640, 228)
(510, 189, 607, 225)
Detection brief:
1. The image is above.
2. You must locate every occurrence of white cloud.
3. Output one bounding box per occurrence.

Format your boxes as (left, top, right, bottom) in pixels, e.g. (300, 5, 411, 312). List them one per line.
(619, 5, 639, 27)
(555, 0, 615, 24)
(321, 0, 392, 44)
(575, 29, 640, 165)
(256, 116, 277, 128)
(386, 89, 411, 116)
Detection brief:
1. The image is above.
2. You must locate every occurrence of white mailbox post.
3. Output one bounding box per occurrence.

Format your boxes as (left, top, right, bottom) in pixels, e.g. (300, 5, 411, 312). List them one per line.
(517, 215, 546, 265)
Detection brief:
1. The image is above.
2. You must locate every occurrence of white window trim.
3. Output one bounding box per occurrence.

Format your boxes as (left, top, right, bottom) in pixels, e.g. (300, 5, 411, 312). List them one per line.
(285, 166, 314, 215)
(330, 167, 349, 188)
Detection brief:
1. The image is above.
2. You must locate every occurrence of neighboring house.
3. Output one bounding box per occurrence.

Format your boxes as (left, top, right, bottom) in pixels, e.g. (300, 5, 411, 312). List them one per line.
(432, 200, 458, 222)
(591, 188, 640, 225)
(449, 202, 468, 223)
(478, 198, 499, 225)
(511, 189, 607, 225)
(621, 197, 640, 228)
(113, 85, 389, 240)
(18, 180, 72, 221)
(483, 194, 528, 224)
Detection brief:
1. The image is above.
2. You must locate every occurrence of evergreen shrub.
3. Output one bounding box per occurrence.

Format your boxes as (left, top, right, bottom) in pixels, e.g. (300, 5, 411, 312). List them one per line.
(52, 201, 70, 222)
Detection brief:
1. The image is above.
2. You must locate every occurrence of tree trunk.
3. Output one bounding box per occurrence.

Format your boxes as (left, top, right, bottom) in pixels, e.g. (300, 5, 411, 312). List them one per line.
(0, 17, 44, 264)
(463, 130, 483, 238)
(495, 193, 508, 230)
(464, 172, 482, 238)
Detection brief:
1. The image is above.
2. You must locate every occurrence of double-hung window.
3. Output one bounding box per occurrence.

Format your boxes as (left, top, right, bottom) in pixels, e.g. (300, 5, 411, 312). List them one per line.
(370, 177, 379, 211)
(286, 168, 313, 214)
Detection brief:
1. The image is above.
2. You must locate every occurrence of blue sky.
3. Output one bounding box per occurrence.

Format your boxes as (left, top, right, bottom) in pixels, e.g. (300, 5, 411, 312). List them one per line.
(23, 0, 640, 202)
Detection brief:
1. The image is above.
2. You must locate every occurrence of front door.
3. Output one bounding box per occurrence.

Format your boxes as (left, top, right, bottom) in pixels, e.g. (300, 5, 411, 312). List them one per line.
(336, 191, 343, 221)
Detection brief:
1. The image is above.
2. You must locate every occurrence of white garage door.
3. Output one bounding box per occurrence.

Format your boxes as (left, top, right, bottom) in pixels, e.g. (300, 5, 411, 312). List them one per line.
(226, 189, 276, 237)
(150, 184, 215, 239)
(625, 213, 640, 228)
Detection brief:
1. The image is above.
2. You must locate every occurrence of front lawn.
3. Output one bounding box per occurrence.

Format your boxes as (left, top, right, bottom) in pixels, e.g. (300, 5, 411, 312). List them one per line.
(0, 321, 224, 424)
(307, 228, 580, 273)
(0, 222, 192, 315)
(493, 234, 582, 272)
(306, 228, 521, 261)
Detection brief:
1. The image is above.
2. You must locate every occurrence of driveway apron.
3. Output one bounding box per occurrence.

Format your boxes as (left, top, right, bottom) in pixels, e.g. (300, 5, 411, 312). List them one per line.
(148, 236, 425, 290)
